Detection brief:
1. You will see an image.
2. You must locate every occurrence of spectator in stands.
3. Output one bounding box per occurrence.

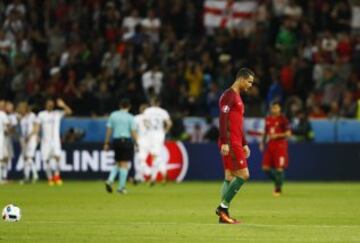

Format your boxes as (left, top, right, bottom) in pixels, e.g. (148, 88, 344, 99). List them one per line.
(185, 61, 203, 100)
(339, 91, 357, 118)
(266, 71, 283, 109)
(331, 1, 352, 33)
(191, 123, 204, 143)
(0, 30, 11, 57)
(141, 9, 161, 44)
(276, 18, 297, 58)
(5, 0, 26, 17)
(95, 81, 112, 116)
(292, 110, 313, 142)
(308, 104, 326, 119)
(170, 113, 190, 141)
(0, 0, 357, 121)
(141, 64, 163, 98)
(122, 9, 142, 40)
(206, 82, 221, 117)
(204, 117, 219, 142)
(327, 101, 340, 119)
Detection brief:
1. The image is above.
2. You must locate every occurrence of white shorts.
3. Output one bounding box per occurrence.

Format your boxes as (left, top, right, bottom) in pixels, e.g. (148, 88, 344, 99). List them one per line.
(41, 141, 62, 162)
(21, 136, 38, 159)
(3, 137, 14, 159)
(146, 133, 165, 156)
(0, 138, 5, 160)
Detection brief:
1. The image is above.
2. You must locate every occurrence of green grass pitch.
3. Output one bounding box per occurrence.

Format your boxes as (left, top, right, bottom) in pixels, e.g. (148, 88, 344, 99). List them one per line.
(1, 181, 360, 242)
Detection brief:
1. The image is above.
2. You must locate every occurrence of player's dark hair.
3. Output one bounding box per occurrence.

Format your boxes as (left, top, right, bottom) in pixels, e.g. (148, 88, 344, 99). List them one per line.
(150, 96, 161, 106)
(119, 98, 131, 109)
(235, 67, 255, 80)
(270, 100, 282, 107)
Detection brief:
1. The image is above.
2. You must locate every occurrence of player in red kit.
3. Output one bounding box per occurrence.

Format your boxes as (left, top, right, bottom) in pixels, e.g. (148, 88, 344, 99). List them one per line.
(216, 68, 255, 224)
(260, 101, 291, 196)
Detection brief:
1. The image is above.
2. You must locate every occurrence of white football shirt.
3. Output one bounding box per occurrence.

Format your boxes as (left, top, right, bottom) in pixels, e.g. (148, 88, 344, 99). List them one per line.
(37, 110, 64, 143)
(20, 112, 37, 137)
(134, 114, 148, 139)
(143, 107, 170, 136)
(0, 111, 9, 146)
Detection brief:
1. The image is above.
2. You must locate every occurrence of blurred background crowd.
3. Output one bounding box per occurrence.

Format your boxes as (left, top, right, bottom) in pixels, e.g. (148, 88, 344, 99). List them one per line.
(0, 0, 359, 121)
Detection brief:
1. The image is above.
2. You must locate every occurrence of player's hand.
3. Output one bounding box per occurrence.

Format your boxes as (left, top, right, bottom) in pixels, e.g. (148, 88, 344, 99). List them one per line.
(220, 144, 230, 156)
(243, 145, 250, 158)
(56, 98, 66, 107)
(103, 143, 110, 151)
(134, 142, 139, 152)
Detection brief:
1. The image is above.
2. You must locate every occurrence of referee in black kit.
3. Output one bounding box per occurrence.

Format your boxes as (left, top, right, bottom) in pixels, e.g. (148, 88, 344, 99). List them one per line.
(103, 99, 138, 194)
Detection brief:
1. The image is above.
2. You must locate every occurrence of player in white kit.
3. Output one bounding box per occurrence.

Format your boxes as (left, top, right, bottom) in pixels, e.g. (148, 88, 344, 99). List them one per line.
(0, 100, 10, 184)
(3, 101, 18, 182)
(143, 98, 172, 185)
(17, 101, 39, 183)
(133, 103, 151, 183)
(37, 98, 72, 186)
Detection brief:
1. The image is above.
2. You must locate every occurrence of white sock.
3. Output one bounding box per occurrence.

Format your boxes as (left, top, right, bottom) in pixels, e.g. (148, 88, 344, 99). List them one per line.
(30, 159, 38, 181)
(1, 163, 7, 180)
(44, 161, 52, 180)
(54, 159, 61, 176)
(24, 161, 31, 181)
(220, 203, 229, 209)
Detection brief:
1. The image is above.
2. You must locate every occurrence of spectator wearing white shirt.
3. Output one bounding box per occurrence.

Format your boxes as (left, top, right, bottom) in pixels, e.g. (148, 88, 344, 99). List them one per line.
(0, 30, 12, 56)
(122, 9, 142, 41)
(141, 9, 161, 44)
(5, 0, 26, 17)
(3, 9, 24, 41)
(141, 65, 163, 98)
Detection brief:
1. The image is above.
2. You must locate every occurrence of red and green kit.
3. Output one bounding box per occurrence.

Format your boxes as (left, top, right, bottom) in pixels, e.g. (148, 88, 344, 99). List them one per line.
(262, 115, 290, 169)
(218, 89, 248, 171)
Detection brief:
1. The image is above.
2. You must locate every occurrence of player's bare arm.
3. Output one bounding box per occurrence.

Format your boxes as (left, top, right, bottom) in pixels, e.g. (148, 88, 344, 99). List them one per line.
(220, 144, 230, 156)
(269, 130, 292, 140)
(131, 129, 138, 146)
(259, 132, 267, 152)
(26, 123, 40, 144)
(164, 119, 172, 132)
(241, 133, 250, 158)
(243, 145, 250, 158)
(103, 127, 112, 151)
(56, 98, 72, 116)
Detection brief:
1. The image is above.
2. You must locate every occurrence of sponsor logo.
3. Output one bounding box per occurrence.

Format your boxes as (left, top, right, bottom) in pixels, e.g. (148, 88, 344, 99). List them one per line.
(12, 142, 189, 182)
(143, 141, 189, 182)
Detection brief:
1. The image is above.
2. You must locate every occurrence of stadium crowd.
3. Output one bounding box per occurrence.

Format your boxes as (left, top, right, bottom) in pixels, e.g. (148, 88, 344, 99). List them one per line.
(0, 0, 359, 119)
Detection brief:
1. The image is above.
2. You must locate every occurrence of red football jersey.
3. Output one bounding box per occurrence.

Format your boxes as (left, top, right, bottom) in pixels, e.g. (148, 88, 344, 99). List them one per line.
(218, 89, 247, 146)
(265, 115, 290, 145)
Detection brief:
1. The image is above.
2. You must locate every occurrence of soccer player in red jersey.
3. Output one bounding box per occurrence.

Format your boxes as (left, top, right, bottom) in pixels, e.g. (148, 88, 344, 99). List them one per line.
(260, 101, 291, 196)
(216, 68, 255, 224)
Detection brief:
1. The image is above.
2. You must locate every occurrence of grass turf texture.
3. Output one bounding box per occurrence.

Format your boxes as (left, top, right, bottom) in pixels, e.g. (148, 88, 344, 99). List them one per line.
(1, 182, 360, 242)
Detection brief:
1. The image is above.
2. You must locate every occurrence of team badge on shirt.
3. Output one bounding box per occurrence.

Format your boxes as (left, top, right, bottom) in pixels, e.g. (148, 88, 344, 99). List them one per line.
(222, 105, 230, 113)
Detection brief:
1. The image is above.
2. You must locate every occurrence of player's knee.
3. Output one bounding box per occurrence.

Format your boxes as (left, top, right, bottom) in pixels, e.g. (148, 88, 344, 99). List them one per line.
(225, 174, 233, 181)
(234, 170, 250, 181)
(241, 171, 250, 181)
